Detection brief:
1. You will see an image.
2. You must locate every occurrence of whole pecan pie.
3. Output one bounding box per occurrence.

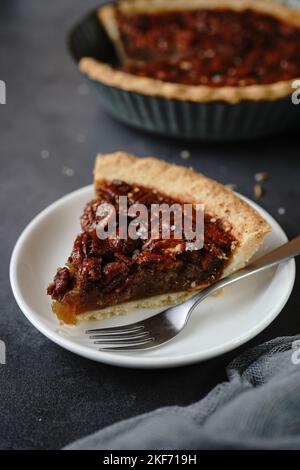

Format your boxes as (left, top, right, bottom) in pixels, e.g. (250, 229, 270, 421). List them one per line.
(79, 0, 300, 103)
(47, 152, 271, 324)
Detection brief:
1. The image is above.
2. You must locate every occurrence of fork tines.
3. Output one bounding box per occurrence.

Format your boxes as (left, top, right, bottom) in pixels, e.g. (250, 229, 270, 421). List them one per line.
(86, 324, 154, 350)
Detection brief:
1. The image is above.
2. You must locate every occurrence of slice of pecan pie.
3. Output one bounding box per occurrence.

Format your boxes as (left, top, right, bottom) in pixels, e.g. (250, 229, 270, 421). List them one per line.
(79, 0, 300, 103)
(47, 152, 271, 324)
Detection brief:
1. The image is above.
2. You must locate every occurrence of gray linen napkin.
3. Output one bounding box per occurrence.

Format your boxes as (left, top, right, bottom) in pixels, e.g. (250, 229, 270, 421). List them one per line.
(65, 335, 300, 450)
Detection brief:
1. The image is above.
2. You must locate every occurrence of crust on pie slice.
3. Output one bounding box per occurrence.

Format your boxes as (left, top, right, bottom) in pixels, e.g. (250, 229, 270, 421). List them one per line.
(78, 0, 300, 103)
(74, 152, 271, 323)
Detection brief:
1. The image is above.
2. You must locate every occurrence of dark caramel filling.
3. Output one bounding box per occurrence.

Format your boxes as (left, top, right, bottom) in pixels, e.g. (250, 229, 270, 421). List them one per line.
(48, 180, 236, 324)
(116, 8, 300, 86)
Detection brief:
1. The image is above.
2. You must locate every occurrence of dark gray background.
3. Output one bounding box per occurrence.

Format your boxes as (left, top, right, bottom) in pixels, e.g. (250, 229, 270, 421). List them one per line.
(0, 0, 299, 450)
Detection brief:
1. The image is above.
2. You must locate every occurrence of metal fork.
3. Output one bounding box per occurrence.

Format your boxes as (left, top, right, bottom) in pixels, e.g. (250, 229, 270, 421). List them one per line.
(86, 236, 300, 352)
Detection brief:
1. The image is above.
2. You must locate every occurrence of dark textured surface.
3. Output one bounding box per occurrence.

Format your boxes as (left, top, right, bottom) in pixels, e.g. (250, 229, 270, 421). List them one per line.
(0, 0, 300, 450)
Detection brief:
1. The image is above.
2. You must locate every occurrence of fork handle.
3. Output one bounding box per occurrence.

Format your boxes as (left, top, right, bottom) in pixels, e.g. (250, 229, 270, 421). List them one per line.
(188, 235, 300, 314)
(247, 235, 300, 270)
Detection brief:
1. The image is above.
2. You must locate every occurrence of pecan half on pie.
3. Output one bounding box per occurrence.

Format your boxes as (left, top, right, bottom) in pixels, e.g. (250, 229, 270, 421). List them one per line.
(47, 152, 271, 324)
(79, 0, 300, 103)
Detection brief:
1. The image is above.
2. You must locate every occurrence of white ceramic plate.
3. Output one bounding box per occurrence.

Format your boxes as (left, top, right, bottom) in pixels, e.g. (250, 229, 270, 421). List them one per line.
(10, 186, 295, 369)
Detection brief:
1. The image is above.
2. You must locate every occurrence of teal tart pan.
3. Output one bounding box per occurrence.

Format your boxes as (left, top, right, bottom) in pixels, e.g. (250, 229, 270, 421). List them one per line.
(68, 7, 300, 141)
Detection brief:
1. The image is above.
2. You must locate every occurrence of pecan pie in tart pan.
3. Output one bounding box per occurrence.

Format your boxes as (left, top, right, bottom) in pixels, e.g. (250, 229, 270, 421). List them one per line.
(68, 0, 300, 140)
(10, 153, 295, 367)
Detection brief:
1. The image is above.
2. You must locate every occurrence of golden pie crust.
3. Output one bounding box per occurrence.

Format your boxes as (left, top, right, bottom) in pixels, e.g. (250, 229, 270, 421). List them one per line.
(79, 0, 300, 104)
